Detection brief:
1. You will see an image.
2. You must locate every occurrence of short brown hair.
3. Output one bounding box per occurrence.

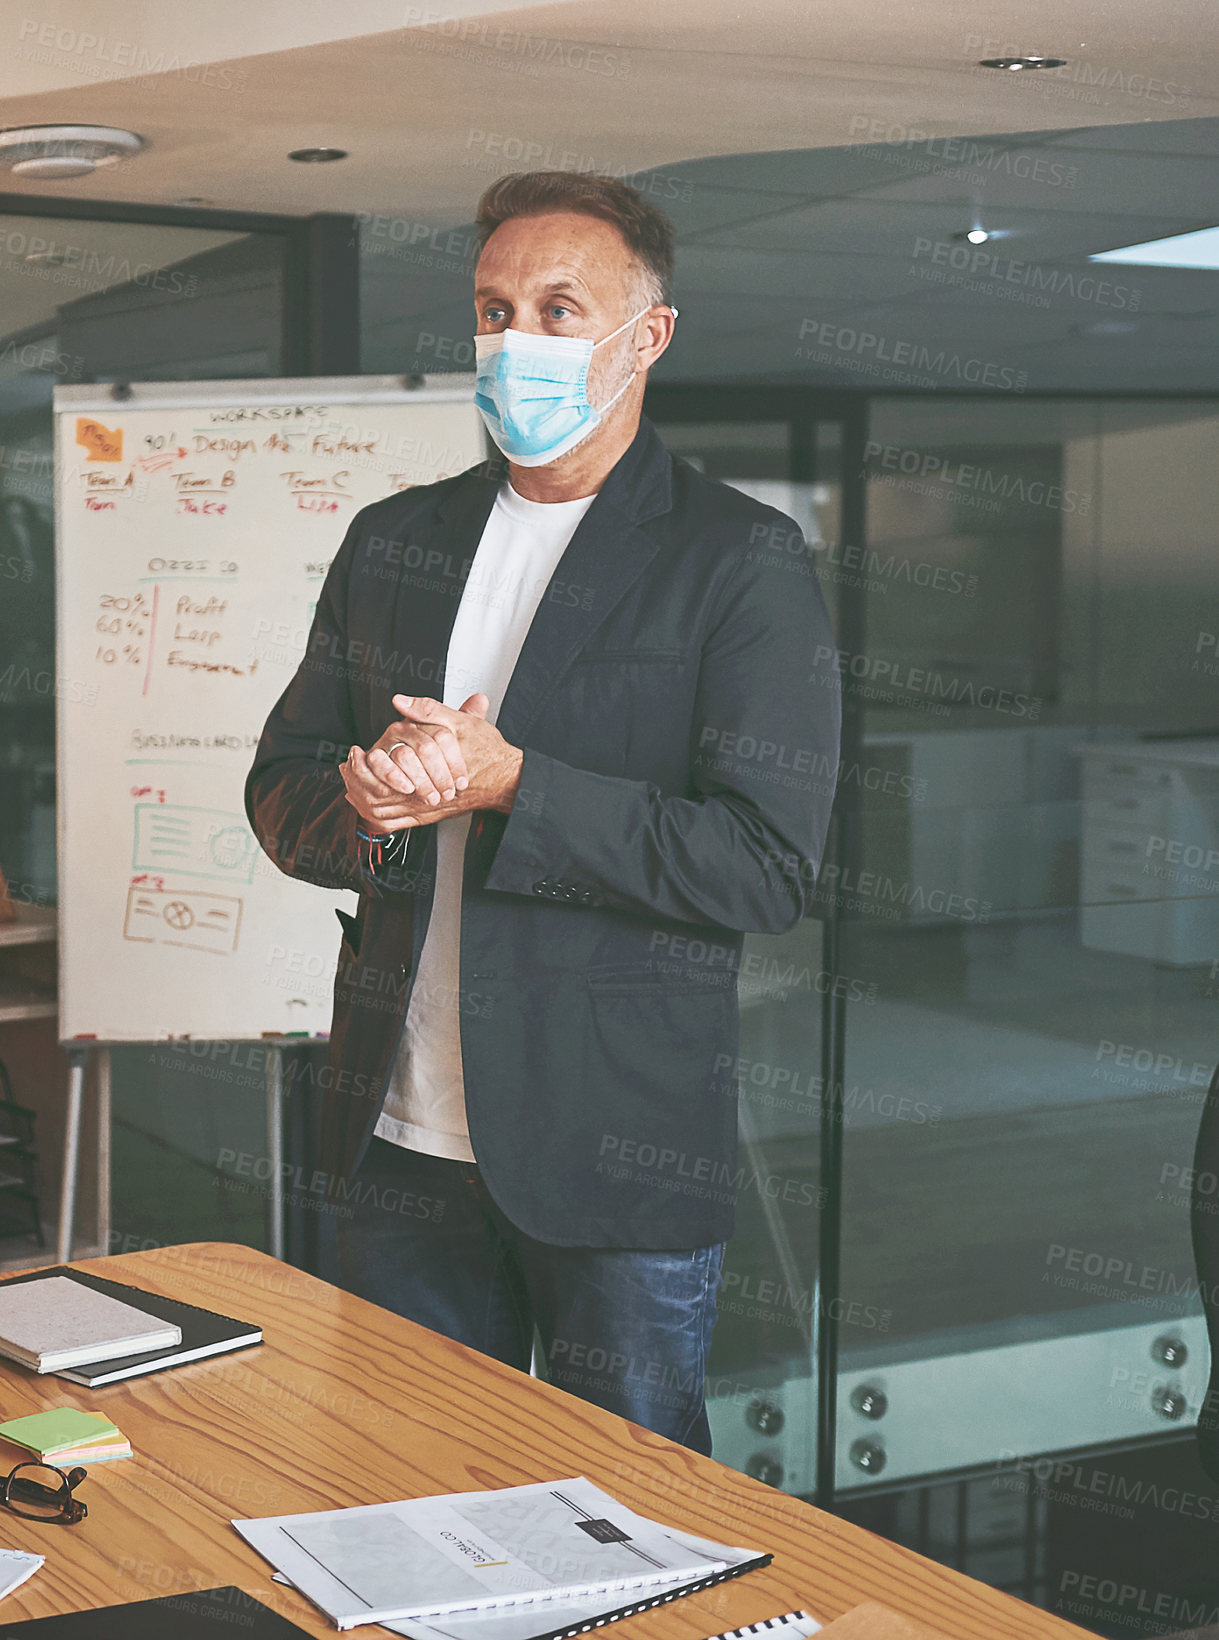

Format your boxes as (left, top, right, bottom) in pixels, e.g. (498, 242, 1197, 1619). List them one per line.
(474, 170, 675, 309)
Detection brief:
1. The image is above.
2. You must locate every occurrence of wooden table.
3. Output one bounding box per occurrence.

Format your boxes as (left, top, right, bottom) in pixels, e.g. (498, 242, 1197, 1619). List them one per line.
(0, 1244, 1089, 1637)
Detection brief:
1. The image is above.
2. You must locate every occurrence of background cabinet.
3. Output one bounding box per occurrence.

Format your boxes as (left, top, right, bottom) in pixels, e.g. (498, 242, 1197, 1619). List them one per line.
(1078, 740, 1219, 966)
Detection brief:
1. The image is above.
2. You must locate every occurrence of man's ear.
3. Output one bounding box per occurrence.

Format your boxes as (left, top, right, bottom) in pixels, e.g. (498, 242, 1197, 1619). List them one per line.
(638, 305, 676, 370)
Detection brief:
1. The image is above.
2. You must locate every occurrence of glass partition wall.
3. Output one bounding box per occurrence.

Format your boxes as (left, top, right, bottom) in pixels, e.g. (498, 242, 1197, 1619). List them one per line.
(647, 392, 1219, 1637)
(4, 192, 1218, 1631)
(835, 400, 1219, 1634)
(0, 207, 298, 1264)
(0, 212, 288, 903)
(648, 406, 854, 1500)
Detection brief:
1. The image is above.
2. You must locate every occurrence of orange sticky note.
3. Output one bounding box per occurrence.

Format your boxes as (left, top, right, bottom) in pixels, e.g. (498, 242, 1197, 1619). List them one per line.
(76, 417, 123, 461)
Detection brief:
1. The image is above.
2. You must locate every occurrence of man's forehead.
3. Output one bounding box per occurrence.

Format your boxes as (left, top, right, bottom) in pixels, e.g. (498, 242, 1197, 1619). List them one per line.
(474, 260, 593, 295)
(476, 216, 632, 280)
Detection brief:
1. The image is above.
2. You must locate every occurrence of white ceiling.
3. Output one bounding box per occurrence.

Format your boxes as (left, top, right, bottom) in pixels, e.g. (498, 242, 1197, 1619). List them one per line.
(3, 0, 1219, 388)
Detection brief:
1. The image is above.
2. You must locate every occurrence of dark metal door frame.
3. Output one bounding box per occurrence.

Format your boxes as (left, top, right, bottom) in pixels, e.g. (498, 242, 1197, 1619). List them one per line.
(643, 383, 870, 1511)
(0, 193, 360, 375)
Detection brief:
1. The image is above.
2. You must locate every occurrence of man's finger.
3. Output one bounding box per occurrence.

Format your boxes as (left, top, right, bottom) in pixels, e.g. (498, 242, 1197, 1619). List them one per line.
(358, 743, 415, 797)
(348, 744, 404, 799)
(460, 692, 490, 720)
(394, 734, 453, 805)
(387, 700, 471, 789)
(392, 692, 464, 729)
(370, 742, 434, 801)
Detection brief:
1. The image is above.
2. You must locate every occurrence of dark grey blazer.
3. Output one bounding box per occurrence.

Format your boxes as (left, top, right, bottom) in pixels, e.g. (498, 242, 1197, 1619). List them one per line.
(244, 413, 841, 1248)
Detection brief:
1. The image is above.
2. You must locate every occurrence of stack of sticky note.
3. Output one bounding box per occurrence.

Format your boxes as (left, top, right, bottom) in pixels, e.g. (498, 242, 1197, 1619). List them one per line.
(0, 1408, 132, 1464)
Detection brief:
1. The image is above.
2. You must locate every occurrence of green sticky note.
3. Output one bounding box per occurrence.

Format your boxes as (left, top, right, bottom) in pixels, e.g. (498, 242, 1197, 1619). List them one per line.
(0, 1409, 119, 1456)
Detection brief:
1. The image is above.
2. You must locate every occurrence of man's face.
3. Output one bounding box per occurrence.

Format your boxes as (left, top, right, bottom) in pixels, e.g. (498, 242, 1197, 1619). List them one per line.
(474, 210, 646, 411)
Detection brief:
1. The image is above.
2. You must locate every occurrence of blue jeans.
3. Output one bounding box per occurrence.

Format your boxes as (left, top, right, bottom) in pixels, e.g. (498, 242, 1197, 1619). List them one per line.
(332, 1137, 726, 1456)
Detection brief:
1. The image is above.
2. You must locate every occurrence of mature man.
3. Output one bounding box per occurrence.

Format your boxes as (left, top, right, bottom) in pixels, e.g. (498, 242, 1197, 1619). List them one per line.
(245, 170, 840, 1456)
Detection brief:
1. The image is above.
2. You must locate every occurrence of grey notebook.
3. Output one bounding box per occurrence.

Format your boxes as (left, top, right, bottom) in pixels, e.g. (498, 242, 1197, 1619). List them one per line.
(0, 1274, 181, 1372)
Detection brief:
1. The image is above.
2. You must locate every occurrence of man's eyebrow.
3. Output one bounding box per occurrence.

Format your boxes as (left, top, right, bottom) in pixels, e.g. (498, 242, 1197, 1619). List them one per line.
(473, 275, 590, 299)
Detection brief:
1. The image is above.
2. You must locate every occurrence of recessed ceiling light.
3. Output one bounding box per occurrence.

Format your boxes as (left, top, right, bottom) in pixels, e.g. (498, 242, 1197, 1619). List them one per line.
(288, 147, 347, 164)
(23, 249, 69, 266)
(172, 196, 211, 206)
(0, 123, 142, 179)
(1090, 225, 1219, 270)
(979, 55, 1068, 70)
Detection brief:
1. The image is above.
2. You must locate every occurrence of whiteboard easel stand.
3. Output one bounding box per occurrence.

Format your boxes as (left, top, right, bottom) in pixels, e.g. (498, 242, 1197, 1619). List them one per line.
(56, 1039, 283, 1262)
(265, 1044, 284, 1262)
(56, 1045, 110, 1263)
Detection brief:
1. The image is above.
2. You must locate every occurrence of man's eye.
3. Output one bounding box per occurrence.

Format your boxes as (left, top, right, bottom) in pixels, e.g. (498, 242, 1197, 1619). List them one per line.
(483, 306, 506, 323)
(547, 304, 571, 320)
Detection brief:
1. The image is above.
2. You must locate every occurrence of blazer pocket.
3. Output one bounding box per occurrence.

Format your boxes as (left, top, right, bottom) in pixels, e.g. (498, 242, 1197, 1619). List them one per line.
(335, 906, 364, 959)
(574, 648, 686, 665)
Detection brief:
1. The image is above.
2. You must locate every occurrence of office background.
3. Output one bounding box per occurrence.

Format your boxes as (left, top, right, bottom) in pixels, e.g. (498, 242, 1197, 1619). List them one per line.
(1, 10, 1218, 1637)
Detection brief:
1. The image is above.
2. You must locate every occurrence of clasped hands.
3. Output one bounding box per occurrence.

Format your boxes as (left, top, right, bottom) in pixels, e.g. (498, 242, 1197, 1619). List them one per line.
(340, 692, 524, 833)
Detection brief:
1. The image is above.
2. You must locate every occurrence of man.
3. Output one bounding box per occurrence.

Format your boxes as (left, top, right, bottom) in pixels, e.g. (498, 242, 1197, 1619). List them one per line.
(244, 170, 841, 1456)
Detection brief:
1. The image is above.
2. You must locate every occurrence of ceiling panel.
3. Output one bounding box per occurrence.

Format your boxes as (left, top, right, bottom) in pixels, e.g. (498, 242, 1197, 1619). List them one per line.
(5, 1, 1219, 388)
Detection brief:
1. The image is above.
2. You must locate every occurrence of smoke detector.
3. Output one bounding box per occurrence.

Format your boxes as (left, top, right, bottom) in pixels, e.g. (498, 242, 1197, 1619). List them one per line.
(0, 124, 143, 179)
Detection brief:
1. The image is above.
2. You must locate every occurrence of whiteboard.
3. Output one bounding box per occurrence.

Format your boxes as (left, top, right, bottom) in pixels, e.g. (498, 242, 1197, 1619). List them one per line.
(53, 375, 485, 1043)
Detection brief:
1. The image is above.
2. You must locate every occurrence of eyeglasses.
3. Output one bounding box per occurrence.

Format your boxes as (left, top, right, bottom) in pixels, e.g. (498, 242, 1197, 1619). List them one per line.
(1, 1461, 88, 1524)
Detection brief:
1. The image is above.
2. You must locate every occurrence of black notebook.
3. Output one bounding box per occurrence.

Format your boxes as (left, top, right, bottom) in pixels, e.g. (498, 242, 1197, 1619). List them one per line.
(0, 1267, 261, 1387)
(0, 1586, 312, 1637)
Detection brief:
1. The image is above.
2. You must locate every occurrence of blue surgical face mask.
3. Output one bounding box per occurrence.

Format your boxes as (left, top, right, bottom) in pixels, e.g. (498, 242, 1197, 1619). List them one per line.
(473, 304, 676, 466)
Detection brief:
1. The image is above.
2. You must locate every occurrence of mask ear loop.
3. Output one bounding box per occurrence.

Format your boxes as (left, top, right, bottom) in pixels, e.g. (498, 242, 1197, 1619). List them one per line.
(590, 303, 677, 414)
(590, 302, 664, 350)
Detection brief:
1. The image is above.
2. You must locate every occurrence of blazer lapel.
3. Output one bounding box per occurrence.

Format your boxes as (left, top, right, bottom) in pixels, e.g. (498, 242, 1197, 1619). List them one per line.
(489, 416, 674, 748)
(411, 419, 674, 747)
(382, 457, 500, 725)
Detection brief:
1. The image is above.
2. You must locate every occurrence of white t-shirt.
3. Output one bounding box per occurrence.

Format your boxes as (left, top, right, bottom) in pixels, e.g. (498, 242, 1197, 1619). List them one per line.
(374, 478, 597, 1161)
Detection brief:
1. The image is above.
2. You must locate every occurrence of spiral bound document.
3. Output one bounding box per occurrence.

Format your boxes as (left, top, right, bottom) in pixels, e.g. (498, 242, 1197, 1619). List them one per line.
(275, 1541, 777, 1640)
(701, 1611, 822, 1639)
(241, 1476, 773, 1637)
